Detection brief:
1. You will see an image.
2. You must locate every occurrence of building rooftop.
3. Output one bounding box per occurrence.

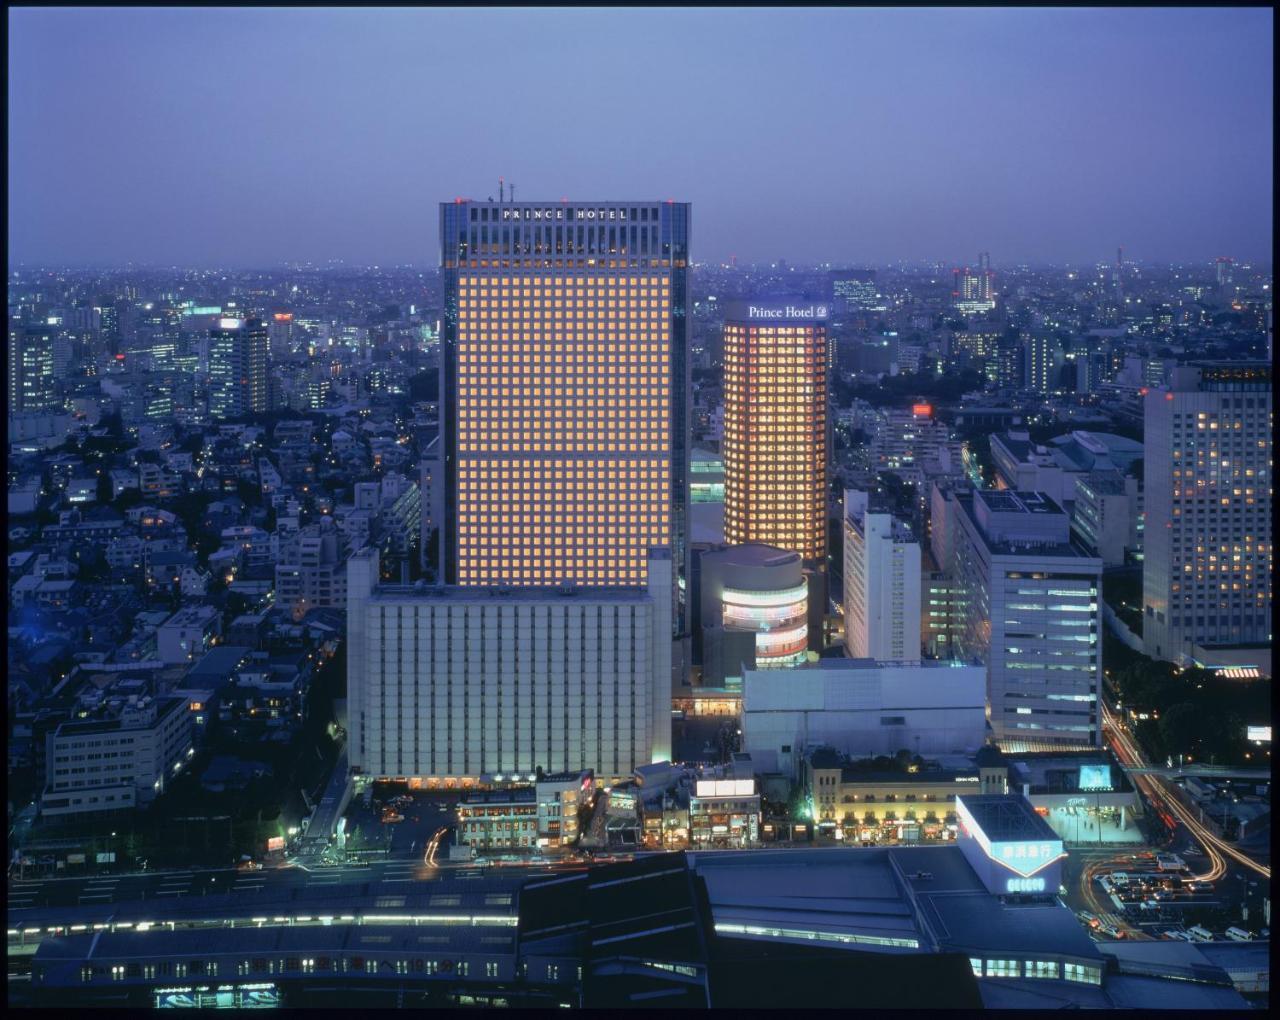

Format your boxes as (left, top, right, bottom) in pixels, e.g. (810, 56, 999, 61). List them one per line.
(955, 793, 1062, 843)
(52, 694, 185, 737)
(976, 489, 1063, 516)
(957, 491, 1096, 560)
(370, 582, 657, 604)
(185, 645, 254, 684)
(707, 543, 800, 570)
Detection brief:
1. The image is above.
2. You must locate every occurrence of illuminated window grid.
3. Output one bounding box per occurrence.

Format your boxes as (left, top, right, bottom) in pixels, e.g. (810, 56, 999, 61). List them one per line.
(455, 272, 672, 586)
(722, 322, 827, 561)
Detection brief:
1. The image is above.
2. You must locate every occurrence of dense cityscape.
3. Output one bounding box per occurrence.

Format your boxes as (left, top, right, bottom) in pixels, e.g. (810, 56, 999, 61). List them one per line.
(7, 6, 1272, 1013)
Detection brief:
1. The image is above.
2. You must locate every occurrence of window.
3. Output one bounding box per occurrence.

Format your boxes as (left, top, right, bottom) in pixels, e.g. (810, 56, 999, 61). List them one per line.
(1064, 963, 1102, 985)
(985, 959, 1020, 978)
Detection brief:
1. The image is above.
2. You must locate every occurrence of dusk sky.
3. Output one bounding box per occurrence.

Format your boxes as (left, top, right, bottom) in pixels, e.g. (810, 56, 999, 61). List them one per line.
(8, 6, 1274, 268)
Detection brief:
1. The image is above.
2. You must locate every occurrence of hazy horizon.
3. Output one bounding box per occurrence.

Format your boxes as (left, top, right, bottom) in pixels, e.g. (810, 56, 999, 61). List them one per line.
(9, 7, 1273, 268)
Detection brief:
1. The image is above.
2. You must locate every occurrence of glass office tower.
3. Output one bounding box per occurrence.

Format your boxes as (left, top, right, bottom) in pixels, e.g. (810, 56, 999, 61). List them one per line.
(439, 199, 690, 627)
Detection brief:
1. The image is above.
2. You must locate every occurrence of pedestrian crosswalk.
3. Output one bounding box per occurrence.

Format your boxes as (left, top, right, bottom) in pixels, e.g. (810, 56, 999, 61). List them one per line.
(1097, 912, 1125, 929)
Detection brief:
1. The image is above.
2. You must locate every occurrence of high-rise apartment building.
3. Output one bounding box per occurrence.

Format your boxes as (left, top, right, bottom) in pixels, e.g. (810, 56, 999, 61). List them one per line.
(1024, 332, 1058, 393)
(843, 490, 921, 663)
(951, 490, 1103, 750)
(1142, 362, 1272, 666)
(275, 519, 348, 620)
(722, 298, 828, 563)
(208, 316, 268, 419)
(439, 199, 689, 622)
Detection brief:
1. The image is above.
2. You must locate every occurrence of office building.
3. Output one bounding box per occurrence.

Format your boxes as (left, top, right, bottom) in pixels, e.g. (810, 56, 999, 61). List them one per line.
(869, 405, 957, 480)
(346, 548, 672, 785)
(741, 658, 987, 777)
(951, 490, 1103, 750)
(829, 269, 879, 315)
(698, 543, 810, 685)
(722, 298, 828, 565)
(41, 695, 193, 819)
(1142, 362, 1272, 669)
(921, 549, 961, 659)
(8, 318, 57, 414)
(689, 445, 725, 545)
(1071, 470, 1141, 566)
(990, 430, 1142, 509)
(843, 490, 921, 663)
(208, 316, 268, 419)
(268, 311, 295, 357)
(438, 199, 689, 622)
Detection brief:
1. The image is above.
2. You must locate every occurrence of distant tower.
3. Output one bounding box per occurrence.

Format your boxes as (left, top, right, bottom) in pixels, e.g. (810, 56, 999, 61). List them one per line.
(208, 316, 269, 419)
(1215, 256, 1235, 294)
(1113, 246, 1124, 300)
(978, 251, 993, 302)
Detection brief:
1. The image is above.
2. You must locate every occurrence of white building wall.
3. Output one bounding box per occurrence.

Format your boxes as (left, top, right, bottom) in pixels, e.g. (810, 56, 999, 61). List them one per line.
(348, 549, 670, 784)
(741, 660, 986, 777)
(42, 700, 193, 818)
(843, 491, 922, 663)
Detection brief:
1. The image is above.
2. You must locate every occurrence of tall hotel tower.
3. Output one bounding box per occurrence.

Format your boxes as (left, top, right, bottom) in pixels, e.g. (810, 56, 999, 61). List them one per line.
(722, 299, 828, 642)
(439, 199, 690, 625)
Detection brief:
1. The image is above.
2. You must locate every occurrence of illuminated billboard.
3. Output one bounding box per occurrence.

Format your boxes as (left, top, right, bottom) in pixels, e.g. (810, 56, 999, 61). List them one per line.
(1247, 725, 1271, 743)
(1078, 764, 1113, 791)
(154, 983, 279, 1009)
(955, 796, 1066, 881)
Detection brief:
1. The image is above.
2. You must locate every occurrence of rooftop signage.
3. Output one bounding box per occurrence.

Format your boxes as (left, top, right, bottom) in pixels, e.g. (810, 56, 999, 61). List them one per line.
(955, 796, 1066, 879)
(724, 300, 828, 323)
(501, 207, 630, 221)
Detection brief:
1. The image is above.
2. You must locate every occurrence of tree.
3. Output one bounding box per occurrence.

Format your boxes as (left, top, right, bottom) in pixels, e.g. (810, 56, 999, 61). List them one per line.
(1158, 702, 1200, 757)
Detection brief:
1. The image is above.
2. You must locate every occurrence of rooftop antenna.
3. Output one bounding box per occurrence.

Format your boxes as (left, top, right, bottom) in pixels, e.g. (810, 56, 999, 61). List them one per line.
(510, 182, 515, 203)
(499, 177, 504, 204)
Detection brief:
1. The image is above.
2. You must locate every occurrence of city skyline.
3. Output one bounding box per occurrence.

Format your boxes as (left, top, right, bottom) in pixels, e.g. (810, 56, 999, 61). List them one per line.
(8, 7, 1274, 267)
(5, 6, 1273, 1009)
